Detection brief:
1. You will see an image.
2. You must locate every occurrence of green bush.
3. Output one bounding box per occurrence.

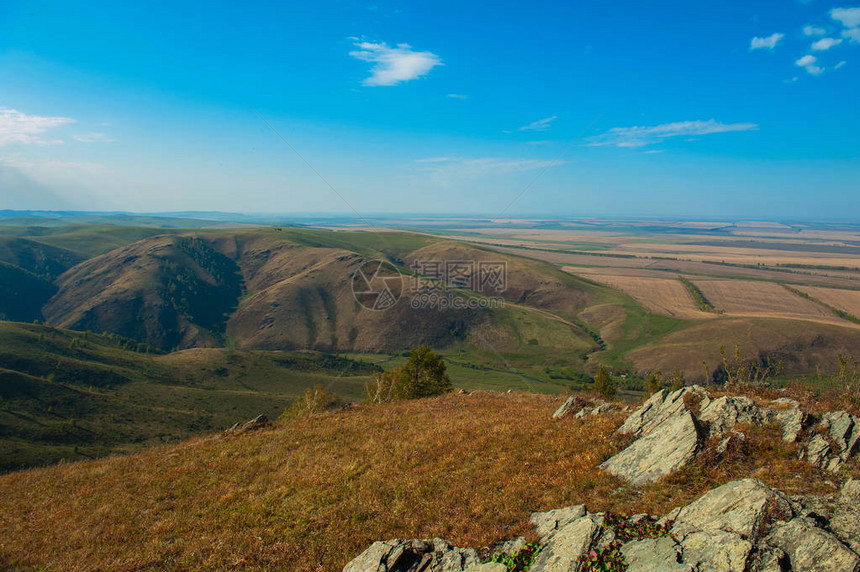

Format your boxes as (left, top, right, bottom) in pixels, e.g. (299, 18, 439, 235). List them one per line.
(365, 345, 452, 403)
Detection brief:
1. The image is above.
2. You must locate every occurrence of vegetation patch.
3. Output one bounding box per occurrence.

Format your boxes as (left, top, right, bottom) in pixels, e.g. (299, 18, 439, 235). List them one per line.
(678, 276, 718, 313)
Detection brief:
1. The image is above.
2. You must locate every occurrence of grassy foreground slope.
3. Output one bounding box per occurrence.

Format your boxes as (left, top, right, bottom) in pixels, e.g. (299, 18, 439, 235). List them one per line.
(0, 322, 377, 472)
(0, 391, 847, 571)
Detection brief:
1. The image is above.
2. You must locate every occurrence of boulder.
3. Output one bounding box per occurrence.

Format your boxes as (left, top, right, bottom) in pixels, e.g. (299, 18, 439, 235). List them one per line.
(698, 395, 765, 438)
(803, 411, 860, 472)
(553, 396, 613, 420)
(770, 398, 807, 442)
(671, 479, 793, 540)
(620, 537, 690, 572)
(766, 516, 860, 572)
(679, 529, 752, 572)
(226, 414, 269, 433)
(530, 514, 602, 572)
(832, 479, 860, 554)
(600, 410, 701, 485)
(617, 386, 708, 438)
(342, 538, 481, 572)
(530, 505, 587, 542)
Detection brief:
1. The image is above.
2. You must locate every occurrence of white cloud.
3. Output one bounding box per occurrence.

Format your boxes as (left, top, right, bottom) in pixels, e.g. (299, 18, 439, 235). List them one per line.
(843, 27, 860, 42)
(812, 37, 843, 50)
(835, 60, 848, 68)
(750, 33, 784, 50)
(796, 54, 825, 74)
(587, 119, 758, 148)
(447, 93, 468, 99)
(74, 132, 115, 143)
(804, 25, 827, 36)
(0, 107, 75, 146)
(831, 7, 860, 28)
(514, 116, 557, 132)
(349, 41, 442, 86)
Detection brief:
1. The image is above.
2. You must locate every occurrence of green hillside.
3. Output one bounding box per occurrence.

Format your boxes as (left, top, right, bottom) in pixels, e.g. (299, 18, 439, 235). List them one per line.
(0, 322, 379, 472)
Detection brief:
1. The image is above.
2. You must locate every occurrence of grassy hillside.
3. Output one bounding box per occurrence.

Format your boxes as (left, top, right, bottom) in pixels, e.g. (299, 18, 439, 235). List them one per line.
(0, 322, 378, 472)
(0, 391, 848, 571)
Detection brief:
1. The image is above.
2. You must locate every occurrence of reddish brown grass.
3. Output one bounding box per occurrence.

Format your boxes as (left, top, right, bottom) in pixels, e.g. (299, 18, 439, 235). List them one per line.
(0, 392, 853, 571)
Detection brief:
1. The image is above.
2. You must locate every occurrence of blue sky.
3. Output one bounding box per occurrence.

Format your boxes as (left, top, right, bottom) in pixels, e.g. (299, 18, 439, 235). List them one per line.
(1, 0, 858, 219)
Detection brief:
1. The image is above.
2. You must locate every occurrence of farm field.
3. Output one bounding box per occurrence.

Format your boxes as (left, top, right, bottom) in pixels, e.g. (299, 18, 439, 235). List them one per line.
(795, 286, 860, 321)
(689, 278, 852, 325)
(561, 267, 713, 320)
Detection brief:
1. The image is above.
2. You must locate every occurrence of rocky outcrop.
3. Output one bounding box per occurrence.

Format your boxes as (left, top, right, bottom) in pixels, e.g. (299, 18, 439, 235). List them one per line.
(225, 414, 270, 434)
(802, 411, 860, 472)
(601, 386, 857, 484)
(344, 479, 860, 572)
(600, 409, 701, 485)
(342, 538, 485, 572)
(552, 396, 615, 419)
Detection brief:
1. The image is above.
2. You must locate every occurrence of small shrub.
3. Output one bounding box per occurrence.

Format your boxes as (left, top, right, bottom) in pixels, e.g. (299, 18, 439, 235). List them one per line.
(281, 385, 340, 419)
(491, 541, 542, 571)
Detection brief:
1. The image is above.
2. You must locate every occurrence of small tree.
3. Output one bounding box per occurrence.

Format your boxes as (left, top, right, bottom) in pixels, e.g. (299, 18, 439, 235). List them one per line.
(645, 369, 663, 395)
(593, 365, 617, 400)
(365, 345, 452, 403)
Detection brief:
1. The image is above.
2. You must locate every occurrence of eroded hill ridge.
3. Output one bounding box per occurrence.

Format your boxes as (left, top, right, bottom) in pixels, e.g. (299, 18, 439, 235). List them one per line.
(346, 388, 860, 571)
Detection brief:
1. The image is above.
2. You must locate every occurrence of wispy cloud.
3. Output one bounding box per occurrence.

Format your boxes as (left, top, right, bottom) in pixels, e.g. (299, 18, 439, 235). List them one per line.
(415, 156, 562, 177)
(796, 54, 824, 74)
(587, 119, 758, 148)
(811, 37, 843, 50)
(74, 132, 115, 143)
(447, 93, 468, 99)
(0, 107, 75, 146)
(804, 25, 827, 36)
(507, 115, 557, 133)
(831, 7, 860, 28)
(750, 33, 784, 50)
(835, 60, 848, 68)
(349, 40, 442, 86)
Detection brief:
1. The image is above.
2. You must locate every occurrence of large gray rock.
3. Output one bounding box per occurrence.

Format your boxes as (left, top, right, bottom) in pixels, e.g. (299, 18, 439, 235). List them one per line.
(803, 411, 860, 472)
(600, 410, 701, 485)
(617, 386, 708, 438)
(698, 395, 765, 438)
(766, 516, 860, 572)
(770, 398, 807, 442)
(530, 505, 587, 542)
(680, 529, 752, 572)
(671, 479, 793, 540)
(621, 537, 690, 572)
(530, 514, 603, 572)
(342, 538, 481, 572)
(832, 479, 860, 554)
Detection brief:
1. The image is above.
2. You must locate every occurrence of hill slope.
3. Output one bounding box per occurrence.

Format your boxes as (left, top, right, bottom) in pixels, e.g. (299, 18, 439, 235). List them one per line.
(0, 322, 378, 472)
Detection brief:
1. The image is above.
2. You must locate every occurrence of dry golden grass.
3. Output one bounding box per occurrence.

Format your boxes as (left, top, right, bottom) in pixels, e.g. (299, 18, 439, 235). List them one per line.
(564, 268, 713, 320)
(0, 392, 852, 571)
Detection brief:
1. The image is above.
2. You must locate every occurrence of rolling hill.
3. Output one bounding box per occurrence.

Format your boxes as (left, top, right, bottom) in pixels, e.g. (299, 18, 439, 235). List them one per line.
(0, 321, 379, 472)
